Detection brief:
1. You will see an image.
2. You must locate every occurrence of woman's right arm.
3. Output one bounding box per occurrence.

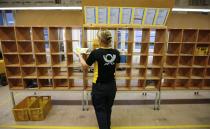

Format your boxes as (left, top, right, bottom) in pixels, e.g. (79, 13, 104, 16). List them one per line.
(75, 50, 96, 69)
(77, 54, 89, 69)
(74, 51, 89, 69)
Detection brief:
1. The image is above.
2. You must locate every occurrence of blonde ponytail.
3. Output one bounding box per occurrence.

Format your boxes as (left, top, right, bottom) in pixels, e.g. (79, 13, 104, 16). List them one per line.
(97, 30, 112, 45)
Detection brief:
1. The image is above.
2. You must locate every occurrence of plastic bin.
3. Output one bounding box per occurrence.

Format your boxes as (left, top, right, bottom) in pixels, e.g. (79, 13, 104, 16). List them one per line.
(12, 96, 38, 121)
(29, 96, 52, 121)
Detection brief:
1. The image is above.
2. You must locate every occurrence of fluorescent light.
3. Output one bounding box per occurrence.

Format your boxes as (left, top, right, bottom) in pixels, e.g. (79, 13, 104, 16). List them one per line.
(0, 6, 82, 10)
(1, 7, 209, 12)
(172, 8, 210, 12)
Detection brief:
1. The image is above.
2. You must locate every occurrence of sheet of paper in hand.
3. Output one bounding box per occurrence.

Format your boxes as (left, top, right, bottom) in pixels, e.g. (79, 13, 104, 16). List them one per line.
(76, 48, 90, 54)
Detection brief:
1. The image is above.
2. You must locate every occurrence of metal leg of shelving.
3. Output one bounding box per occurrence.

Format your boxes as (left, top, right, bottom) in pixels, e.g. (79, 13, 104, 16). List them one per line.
(85, 90, 89, 111)
(82, 90, 85, 111)
(142, 92, 147, 96)
(154, 92, 158, 110)
(154, 90, 161, 110)
(10, 91, 15, 107)
(157, 90, 161, 110)
(33, 92, 37, 95)
(82, 90, 89, 111)
(0, 75, 2, 86)
(194, 90, 199, 95)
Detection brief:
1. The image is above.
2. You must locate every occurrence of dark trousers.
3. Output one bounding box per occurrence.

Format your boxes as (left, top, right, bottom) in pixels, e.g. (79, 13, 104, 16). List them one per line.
(91, 81, 116, 129)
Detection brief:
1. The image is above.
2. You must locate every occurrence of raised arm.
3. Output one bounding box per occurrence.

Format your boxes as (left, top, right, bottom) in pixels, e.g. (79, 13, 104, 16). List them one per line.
(74, 51, 89, 69)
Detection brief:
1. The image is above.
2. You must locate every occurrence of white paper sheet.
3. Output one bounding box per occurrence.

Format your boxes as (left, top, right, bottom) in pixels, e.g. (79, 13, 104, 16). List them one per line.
(98, 7, 108, 24)
(110, 8, 120, 24)
(86, 7, 96, 24)
(122, 8, 132, 24)
(133, 8, 144, 24)
(144, 8, 156, 25)
(155, 9, 168, 25)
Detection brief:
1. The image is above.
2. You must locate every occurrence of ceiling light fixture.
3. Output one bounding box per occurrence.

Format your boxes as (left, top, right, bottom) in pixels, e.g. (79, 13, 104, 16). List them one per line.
(0, 7, 209, 13)
(172, 8, 210, 12)
(0, 6, 82, 10)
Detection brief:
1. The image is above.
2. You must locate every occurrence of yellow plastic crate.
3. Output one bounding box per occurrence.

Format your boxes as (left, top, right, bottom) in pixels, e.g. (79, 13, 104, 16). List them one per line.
(29, 96, 52, 121)
(12, 96, 38, 121)
(0, 60, 5, 74)
(195, 47, 209, 55)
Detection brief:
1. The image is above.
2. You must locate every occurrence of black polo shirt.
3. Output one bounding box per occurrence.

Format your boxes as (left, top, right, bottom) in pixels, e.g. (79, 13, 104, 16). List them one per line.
(86, 48, 120, 83)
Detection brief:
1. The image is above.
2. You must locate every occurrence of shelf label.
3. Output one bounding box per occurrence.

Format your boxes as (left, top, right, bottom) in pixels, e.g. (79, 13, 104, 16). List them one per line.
(155, 9, 169, 25)
(122, 8, 132, 24)
(86, 7, 96, 24)
(98, 7, 108, 24)
(133, 8, 144, 24)
(110, 8, 120, 24)
(144, 8, 156, 25)
(84, 6, 170, 26)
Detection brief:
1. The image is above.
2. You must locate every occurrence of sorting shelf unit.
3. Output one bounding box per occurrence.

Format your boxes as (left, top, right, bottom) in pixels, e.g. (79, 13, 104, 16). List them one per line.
(163, 28, 210, 90)
(1, 26, 209, 91)
(83, 27, 167, 91)
(0, 27, 20, 90)
(0, 26, 83, 90)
